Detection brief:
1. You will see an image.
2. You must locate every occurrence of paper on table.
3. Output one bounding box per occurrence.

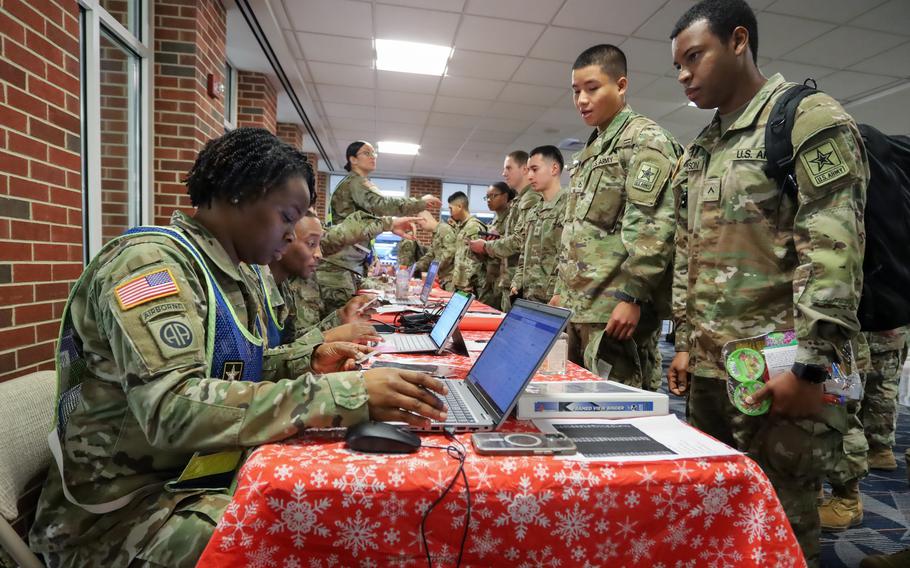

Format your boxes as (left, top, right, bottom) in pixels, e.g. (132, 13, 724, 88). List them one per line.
(374, 305, 431, 314)
(532, 414, 741, 462)
(463, 339, 488, 352)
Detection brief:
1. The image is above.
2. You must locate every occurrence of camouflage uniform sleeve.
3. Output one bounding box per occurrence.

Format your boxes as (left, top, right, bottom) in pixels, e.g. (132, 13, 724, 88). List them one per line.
(96, 243, 368, 451)
(483, 200, 526, 259)
(452, 220, 486, 290)
(321, 211, 392, 257)
(350, 177, 426, 216)
(414, 225, 440, 273)
(616, 127, 680, 303)
(670, 154, 690, 351)
(790, 98, 869, 367)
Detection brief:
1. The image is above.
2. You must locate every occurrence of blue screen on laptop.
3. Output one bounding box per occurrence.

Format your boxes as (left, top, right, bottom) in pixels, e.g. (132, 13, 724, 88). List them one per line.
(429, 291, 469, 346)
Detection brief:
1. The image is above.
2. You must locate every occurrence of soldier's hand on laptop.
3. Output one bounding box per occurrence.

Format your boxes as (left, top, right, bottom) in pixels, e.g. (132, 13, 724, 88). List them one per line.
(324, 322, 382, 345)
(312, 342, 373, 373)
(363, 369, 449, 427)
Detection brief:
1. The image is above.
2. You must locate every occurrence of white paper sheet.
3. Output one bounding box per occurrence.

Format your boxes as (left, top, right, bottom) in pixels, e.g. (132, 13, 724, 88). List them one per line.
(532, 414, 741, 462)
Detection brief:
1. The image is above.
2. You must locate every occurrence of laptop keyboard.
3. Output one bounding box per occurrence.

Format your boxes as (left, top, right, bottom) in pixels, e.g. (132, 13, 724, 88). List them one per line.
(440, 386, 475, 424)
(387, 334, 435, 351)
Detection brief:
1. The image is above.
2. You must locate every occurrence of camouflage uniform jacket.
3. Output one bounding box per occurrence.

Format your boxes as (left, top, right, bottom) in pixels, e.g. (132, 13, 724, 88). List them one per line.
(451, 215, 488, 292)
(321, 210, 395, 258)
(326, 173, 426, 273)
(30, 212, 368, 563)
(482, 206, 511, 293)
(513, 188, 568, 303)
(671, 74, 869, 378)
(397, 239, 424, 268)
(483, 185, 541, 291)
(555, 105, 682, 323)
(415, 221, 456, 288)
(278, 275, 341, 342)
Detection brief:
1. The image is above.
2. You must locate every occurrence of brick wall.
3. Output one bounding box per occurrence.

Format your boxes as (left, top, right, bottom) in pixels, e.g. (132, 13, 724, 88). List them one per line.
(99, 36, 131, 243)
(0, 0, 82, 381)
(236, 71, 276, 133)
(408, 177, 441, 245)
(153, 0, 226, 225)
(276, 123, 328, 218)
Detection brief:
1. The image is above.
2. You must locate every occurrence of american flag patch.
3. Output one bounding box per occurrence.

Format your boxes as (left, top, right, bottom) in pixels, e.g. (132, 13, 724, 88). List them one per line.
(114, 268, 180, 310)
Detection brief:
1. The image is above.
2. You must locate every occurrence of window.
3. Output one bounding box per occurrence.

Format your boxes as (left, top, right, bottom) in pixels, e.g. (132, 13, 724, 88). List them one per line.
(224, 60, 237, 129)
(441, 182, 495, 223)
(81, 0, 151, 261)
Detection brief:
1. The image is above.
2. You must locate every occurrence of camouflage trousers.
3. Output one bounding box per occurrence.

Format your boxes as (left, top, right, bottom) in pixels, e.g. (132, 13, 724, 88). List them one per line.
(687, 376, 846, 568)
(566, 307, 662, 391)
(478, 280, 503, 311)
(314, 263, 360, 316)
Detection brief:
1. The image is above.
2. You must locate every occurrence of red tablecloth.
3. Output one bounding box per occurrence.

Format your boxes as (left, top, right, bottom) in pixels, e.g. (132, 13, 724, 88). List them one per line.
(197, 327, 805, 567)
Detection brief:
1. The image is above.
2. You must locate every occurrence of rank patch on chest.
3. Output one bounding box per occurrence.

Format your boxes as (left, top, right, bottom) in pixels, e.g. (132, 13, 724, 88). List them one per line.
(702, 179, 721, 202)
(800, 139, 848, 187)
(631, 161, 661, 192)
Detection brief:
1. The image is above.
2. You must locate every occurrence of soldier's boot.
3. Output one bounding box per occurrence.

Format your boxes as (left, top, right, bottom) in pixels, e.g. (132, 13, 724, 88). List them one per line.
(868, 445, 898, 471)
(859, 548, 910, 568)
(819, 481, 863, 531)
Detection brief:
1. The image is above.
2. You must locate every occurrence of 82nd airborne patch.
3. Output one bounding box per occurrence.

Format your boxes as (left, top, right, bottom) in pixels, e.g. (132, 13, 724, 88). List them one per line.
(799, 139, 849, 187)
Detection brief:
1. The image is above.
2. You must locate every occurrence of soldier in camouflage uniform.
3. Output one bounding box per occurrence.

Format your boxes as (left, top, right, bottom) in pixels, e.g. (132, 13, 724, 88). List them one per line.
(552, 45, 681, 390)
(396, 238, 425, 273)
(448, 191, 487, 294)
(29, 129, 448, 568)
(511, 146, 567, 304)
(414, 210, 457, 290)
(477, 181, 515, 310)
(315, 140, 441, 314)
(820, 326, 910, 530)
(666, 3, 869, 564)
(469, 151, 540, 312)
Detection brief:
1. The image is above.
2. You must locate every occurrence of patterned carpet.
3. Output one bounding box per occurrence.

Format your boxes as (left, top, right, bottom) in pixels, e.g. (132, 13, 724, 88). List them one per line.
(657, 341, 910, 567)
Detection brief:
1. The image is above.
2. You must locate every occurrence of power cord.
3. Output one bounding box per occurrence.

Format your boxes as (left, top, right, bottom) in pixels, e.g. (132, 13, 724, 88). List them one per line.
(420, 429, 471, 568)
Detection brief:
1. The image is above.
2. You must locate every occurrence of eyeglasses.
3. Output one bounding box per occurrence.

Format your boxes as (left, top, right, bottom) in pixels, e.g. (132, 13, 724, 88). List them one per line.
(357, 151, 377, 158)
(484, 193, 504, 201)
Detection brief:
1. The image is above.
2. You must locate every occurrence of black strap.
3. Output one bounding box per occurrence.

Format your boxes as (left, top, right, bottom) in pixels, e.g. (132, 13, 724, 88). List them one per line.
(763, 80, 820, 199)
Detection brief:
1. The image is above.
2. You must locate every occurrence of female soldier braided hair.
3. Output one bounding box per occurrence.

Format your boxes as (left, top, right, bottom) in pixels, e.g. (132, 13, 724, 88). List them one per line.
(185, 126, 316, 207)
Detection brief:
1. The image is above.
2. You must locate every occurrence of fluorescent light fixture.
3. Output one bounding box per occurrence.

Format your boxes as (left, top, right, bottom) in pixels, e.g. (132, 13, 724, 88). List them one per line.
(378, 141, 420, 155)
(375, 39, 452, 76)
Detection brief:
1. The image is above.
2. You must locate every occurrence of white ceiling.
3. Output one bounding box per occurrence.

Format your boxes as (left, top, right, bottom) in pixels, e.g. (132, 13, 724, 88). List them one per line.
(230, 0, 910, 183)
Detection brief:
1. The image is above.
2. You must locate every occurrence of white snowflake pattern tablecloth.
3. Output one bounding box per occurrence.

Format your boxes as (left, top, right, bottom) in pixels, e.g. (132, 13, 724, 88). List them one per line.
(197, 329, 806, 567)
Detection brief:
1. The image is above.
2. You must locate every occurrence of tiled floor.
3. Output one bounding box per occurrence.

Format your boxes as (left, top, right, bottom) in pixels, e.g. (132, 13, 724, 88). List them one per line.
(657, 341, 910, 567)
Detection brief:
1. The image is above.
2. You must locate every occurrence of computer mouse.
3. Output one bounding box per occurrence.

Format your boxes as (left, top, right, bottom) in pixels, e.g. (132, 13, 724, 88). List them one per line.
(345, 421, 422, 454)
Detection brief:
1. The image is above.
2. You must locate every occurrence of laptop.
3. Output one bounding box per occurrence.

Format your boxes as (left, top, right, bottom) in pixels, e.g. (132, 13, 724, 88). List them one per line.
(377, 290, 473, 354)
(413, 299, 572, 432)
(387, 261, 439, 306)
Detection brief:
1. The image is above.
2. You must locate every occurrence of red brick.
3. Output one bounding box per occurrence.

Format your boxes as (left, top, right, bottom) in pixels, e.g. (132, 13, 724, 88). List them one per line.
(8, 176, 49, 201)
(0, 151, 29, 177)
(0, 353, 18, 377)
(7, 132, 47, 161)
(4, 0, 45, 37)
(50, 224, 80, 243)
(3, 40, 46, 81)
(28, 118, 65, 147)
(34, 281, 68, 302)
(14, 302, 52, 325)
(51, 262, 81, 280)
(13, 263, 52, 282)
(0, 11, 26, 44)
(0, 308, 11, 327)
(30, 162, 66, 187)
(0, 282, 34, 303)
(0, 59, 27, 91)
(65, 171, 80, 191)
(48, 147, 80, 172)
(0, 220, 9, 239)
(0, 325, 36, 351)
(35, 321, 58, 343)
(33, 242, 69, 261)
(9, 220, 48, 241)
(45, 21, 79, 61)
(31, 202, 67, 224)
(25, 30, 64, 70)
(0, 104, 29, 132)
(17, 341, 54, 367)
(48, 106, 79, 136)
(5, 85, 51, 122)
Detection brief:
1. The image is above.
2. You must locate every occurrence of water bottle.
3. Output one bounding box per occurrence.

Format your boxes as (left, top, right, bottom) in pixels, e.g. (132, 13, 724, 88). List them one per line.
(394, 266, 410, 300)
(539, 332, 568, 375)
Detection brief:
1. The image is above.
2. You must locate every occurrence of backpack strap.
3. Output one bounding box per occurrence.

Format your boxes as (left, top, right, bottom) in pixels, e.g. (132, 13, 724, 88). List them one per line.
(763, 80, 820, 199)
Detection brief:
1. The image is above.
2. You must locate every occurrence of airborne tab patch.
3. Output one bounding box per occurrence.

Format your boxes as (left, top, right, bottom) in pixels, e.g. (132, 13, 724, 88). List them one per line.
(631, 161, 661, 192)
(799, 139, 849, 187)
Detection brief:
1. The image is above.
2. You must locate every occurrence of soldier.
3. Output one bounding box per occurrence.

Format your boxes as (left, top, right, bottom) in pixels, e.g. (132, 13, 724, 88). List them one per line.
(477, 181, 516, 310)
(820, 326, 910, 530)
(468, 151, 541, 311)
(315, 140, 441, 314)
(448, 191, 487, 294)
(29, 128, 448, 568)
(665, 1, 869, 564)
(396, 238, 425, 274)
(414, 210, 457, 290)
(511, 146, 567, 304)
(551, 44, 681, 390)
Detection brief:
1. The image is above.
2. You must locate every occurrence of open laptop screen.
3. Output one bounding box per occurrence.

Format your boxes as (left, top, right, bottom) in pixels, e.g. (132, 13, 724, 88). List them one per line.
(419, 261, 439, 303)
(429, 290, 470, 347)
(466, 301, 570, 415)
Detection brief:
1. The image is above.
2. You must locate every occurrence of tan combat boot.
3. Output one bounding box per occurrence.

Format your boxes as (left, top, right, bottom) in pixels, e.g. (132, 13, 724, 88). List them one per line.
(819, 493, 863, 531)
(868, 446, 898, 471)
(859, 548, 910, 568)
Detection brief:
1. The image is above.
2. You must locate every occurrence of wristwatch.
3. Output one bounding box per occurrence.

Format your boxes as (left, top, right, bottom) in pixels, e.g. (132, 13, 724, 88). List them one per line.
(614, 291, 641, 305)
(791, 362, 829, 384)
